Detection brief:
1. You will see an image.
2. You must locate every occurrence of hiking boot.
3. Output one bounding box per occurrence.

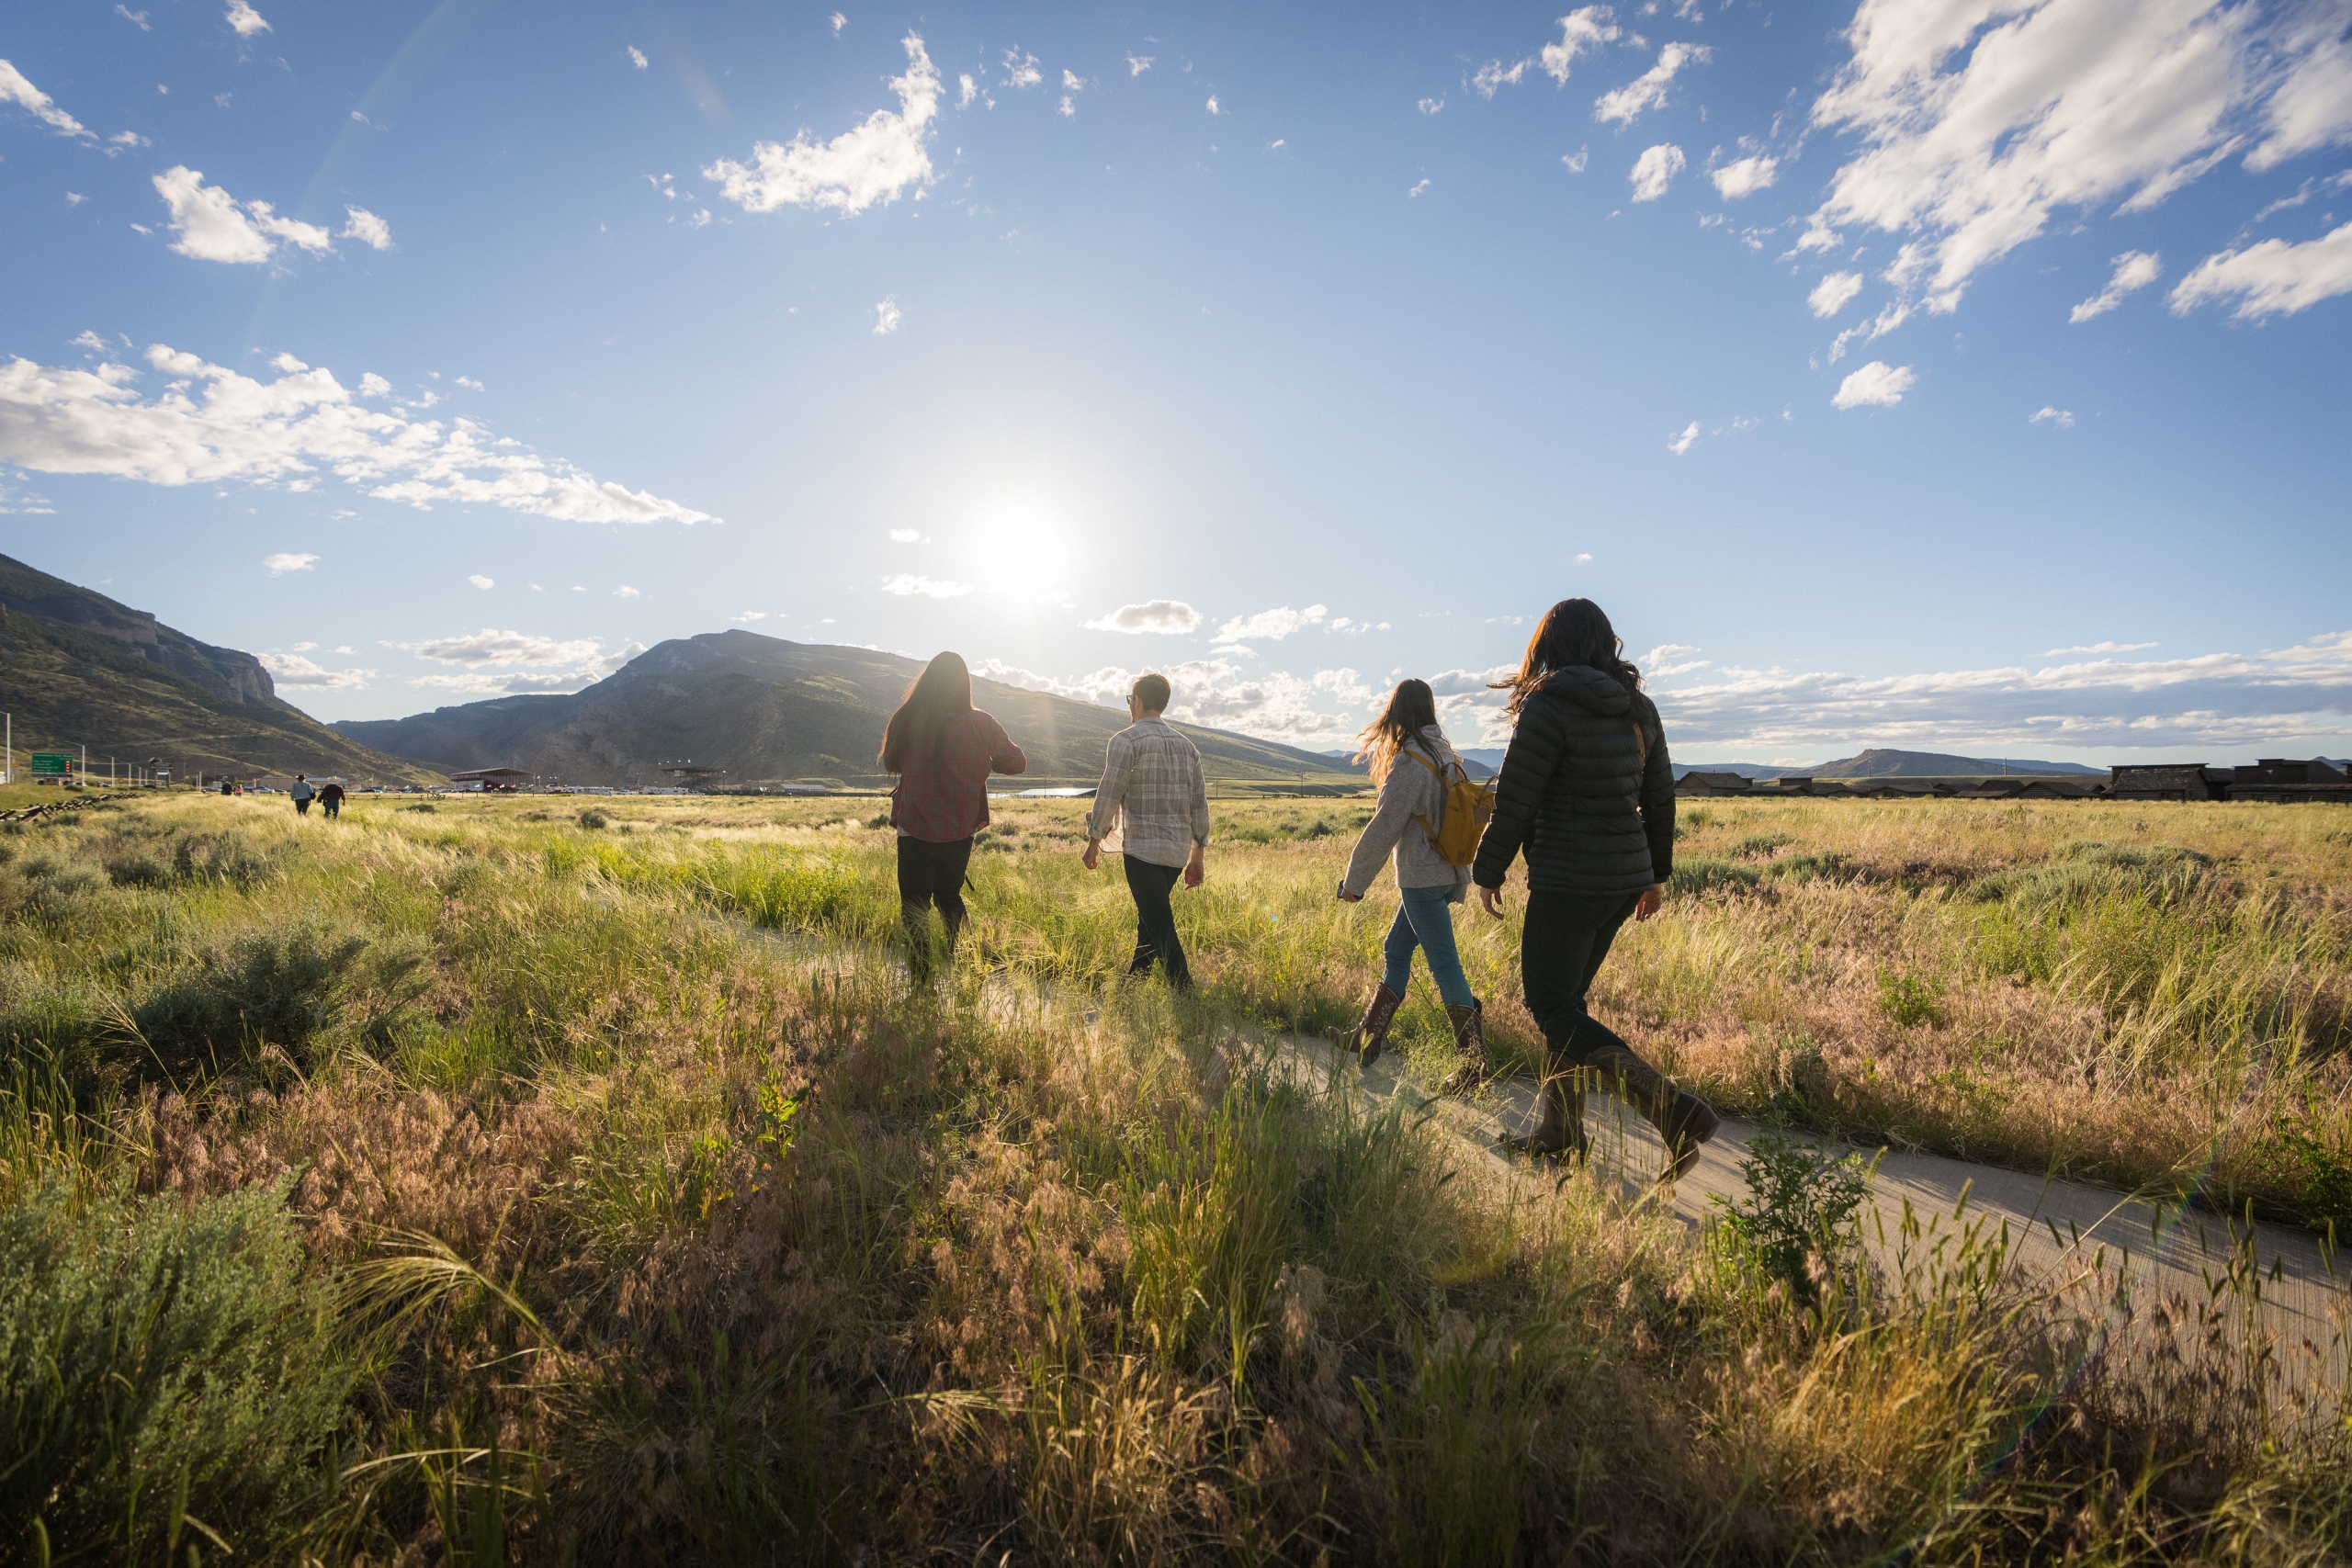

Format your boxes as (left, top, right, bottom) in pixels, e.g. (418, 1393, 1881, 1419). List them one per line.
(1327, 981, 1405, 1067)
(1500, 1066, 1587, 1162)
(1586, 1043, 1720, 1184)
(1439, 1000, 1488, 1096)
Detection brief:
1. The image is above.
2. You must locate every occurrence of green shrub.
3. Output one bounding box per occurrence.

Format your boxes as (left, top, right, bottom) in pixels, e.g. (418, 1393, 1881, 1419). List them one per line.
(1770, 851, 1852, 885)
(0, 1175, 355, 1562)
(1666, 856, 1760, 897)
(576, 807, 612, 830)
(131, 921, 385, 1075)
(400, 802, 437, 814)
(1731, 831, 1791, 860)
(1877, 969, 1944, 1028)
(1713, 1126, 1871, 1297)
(1970, 839, 2214, 908)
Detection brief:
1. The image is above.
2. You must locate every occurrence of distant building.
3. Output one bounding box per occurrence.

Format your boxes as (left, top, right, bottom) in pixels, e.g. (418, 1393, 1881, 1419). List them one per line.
(449, 767, 533, 792)
(2109, 764, 2224, 802)
(1675, 771, 1753, 796)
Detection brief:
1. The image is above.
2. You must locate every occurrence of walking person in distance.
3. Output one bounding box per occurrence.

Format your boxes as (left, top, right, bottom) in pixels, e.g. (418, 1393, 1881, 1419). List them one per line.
(319, 778, 345, 818)
(1473, 598, 1719, 1181)
(1081, 673, 1208, 991)
(1329, 679, 1489, 1093)
(290, 773, 314, 816)
(880, 651, 1028, 980)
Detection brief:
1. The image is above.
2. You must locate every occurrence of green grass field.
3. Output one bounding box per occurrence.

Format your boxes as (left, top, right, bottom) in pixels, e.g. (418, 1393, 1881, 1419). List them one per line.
(3, 784, 2348, 1562)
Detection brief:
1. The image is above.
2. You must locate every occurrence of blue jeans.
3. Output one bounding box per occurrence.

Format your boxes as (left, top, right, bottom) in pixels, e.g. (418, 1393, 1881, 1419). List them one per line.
(1382, 885, 1476, 1008)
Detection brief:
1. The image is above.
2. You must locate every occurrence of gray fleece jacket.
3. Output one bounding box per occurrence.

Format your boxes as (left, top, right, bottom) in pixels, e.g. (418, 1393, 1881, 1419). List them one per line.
(1340, 726, 1474, 901)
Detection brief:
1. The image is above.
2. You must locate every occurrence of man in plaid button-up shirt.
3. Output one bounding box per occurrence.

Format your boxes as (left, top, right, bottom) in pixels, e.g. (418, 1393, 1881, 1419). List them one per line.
(1082, 673, 1209, 988)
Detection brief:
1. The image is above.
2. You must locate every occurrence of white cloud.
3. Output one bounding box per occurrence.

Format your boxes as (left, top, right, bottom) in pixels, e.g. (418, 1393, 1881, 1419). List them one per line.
(880, 573, 972, 598)
(1084, 600, 1202, 635)
(264, 551, 317, 574)
(1833, 360, 1917, 409)
(1419, 96, 1444, 114)
(1408, 178, 1430, 198)
(957, 73, 978, 108)
(340, 207, 393, 251)
(1575, 552, 1593, 563)
(1666, 421, 1701, 455)
(1544, 6, 1623, 83)
(1595, 41, 1709, 124)
(704, 34, 940, 216)
(888, 526, 925, 542)
(977, 656, 1374, 744)
(2030, 406, 2075, 427)
(1804, 0, 2352, 322)
(1562, 146, 1589, 174)
(0, 478, 55, 515)
(117, 7, 152, 31)
(1652, 630, 2352, 753)
(830, 12, 846, 37)
(107, 130, 150, 152)
(153, 166, 334, 265)
(259, 652, 372, 688)
(1474, 58, 1533, 98)
(1, 60, 94, 139)
(1644, 643, 1702, 667)
(730, 610, 767, 622)
(614, 585, 640, 598)
(1808, 270, 1865, 317)
(291, 641, 316, 651)
(1213, 604, 1329, 645)
(1206, 95, 1221, 115)
(454, 376, 482, 390)
(1128, 54, 1154, 76)
(2045, 639, 2156, 654)
(874, 295, 902, 334)
(0, 344, 715, 525)
(224, 1, 269, 37)
(2169, 220, 2352, 319)
(1628, 142, 1685, 201)
(356, 373, 391, 398)
(628, 46, 648, 69)
(1710, 154, 1777, 198)
(1002, 51, 1043, 89)
(2069, 250, 2163, 322)
(403, 628, 601, 667)
(468, 574, 494, 589)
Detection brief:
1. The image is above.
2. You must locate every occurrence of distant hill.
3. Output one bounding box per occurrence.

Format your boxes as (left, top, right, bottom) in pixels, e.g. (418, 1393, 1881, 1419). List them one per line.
(0, 552, 437, 784)
(1320, 747, 1496, 780)
(336, 630, 1363, 787)
(1805, 749, 2105, 779)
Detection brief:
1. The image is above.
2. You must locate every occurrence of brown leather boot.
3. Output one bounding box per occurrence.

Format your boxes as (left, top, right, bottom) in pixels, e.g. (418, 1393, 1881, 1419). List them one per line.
(1439, 1000, 1488, 1096)
(1327, 981, 1405, 1067)
(1586, 1042, 1720, 1183)
(1502, 1062, 1588, 1162)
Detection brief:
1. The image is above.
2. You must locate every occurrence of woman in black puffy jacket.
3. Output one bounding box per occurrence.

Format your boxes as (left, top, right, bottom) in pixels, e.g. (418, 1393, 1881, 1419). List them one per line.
(1471, 598, 1719, 1180)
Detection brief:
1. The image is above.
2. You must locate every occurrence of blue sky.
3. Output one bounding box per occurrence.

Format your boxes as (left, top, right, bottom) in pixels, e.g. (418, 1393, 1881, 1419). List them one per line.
(3, 0, 2348, 764)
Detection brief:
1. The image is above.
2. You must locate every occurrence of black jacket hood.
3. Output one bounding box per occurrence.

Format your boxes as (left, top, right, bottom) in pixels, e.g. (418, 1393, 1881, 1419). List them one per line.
(1536, 665, 1634, 716)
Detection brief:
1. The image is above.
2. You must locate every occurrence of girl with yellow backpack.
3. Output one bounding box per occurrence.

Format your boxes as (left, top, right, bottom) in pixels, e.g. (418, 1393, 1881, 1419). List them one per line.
(1329, 679, 1497, 1094)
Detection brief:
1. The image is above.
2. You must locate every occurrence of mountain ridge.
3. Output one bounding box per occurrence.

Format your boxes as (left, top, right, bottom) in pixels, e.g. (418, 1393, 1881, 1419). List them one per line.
(0, 552, 438, 784)
(334, 629, 1363, 787)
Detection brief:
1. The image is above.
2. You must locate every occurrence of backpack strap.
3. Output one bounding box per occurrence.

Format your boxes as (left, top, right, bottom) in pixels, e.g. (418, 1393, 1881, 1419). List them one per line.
(1401, 744, 1454, 851)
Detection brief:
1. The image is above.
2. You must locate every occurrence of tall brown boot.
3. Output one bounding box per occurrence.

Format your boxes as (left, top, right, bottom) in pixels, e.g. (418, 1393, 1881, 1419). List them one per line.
(1502, 1060, 1587, 1162)
(1327, 982, 1405, 1067)
(1586, 1043, 1720, 1184)
(1439, 1000, 1488, 1096)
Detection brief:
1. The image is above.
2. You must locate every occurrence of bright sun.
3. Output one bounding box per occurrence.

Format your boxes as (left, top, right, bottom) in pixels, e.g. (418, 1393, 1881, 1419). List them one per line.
(967, 502, 1070, 600)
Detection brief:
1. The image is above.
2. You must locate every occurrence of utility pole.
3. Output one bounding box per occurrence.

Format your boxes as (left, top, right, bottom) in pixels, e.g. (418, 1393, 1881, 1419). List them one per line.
(3, 712, 9, 784)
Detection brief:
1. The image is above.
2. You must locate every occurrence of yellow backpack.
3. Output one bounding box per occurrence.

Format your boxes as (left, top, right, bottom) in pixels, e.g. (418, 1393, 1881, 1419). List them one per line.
(1404, 747, 1497, 866)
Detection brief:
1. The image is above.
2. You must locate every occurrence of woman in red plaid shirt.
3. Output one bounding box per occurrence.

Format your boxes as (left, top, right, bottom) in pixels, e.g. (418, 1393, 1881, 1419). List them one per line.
(881, 651, 1027, 977)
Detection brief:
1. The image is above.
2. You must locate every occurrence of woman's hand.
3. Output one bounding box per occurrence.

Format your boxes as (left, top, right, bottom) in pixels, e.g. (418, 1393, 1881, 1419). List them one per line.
(1633, 885, 1664, 921)
(1081, 840, 1102, 871)
(1336, 879, 1363, 903)
(1476, 884, 1506, 919)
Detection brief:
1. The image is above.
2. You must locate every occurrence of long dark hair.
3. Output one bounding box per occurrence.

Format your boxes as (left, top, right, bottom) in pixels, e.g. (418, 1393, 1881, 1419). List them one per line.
(1490, 599, 1643, 718)
(879, 651, 975, 770)
(1351, 679, 1441, 784)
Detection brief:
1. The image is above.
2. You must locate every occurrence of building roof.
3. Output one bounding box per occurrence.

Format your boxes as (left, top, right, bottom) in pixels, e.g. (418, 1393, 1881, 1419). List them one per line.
(449, 767, 533, 783)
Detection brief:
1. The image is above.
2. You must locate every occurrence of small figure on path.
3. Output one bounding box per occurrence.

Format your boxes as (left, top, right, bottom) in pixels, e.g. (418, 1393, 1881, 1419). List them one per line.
(1473, 598, 1720, 1180)
(881, 651, 1027, 980)
(1082, 673, 1208, 992)
(1329, 679, 1489, 1090)
(320, 779, 345, 819)
(290, 773, 314, 816)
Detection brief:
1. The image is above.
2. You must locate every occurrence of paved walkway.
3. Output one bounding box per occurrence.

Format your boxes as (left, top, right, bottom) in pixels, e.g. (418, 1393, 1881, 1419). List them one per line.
(1272, 1024, 2350, 1359)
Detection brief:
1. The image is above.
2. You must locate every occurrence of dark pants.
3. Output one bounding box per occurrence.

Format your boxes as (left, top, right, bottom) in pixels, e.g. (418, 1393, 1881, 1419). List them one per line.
(1123, 855, 1192, 990)
(1520, 890, 1643, 1067)
(897, 835, 973, 970)
(294, 797, 311, 815)
(322, 797, 340, 818)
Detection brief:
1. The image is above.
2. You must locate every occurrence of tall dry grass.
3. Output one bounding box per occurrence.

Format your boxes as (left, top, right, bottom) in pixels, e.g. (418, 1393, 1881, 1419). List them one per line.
(0, 790, 2346, 1562)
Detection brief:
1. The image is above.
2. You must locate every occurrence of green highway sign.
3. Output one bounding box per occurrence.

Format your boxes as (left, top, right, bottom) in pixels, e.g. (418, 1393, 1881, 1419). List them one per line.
(28, 752, 72, 776)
